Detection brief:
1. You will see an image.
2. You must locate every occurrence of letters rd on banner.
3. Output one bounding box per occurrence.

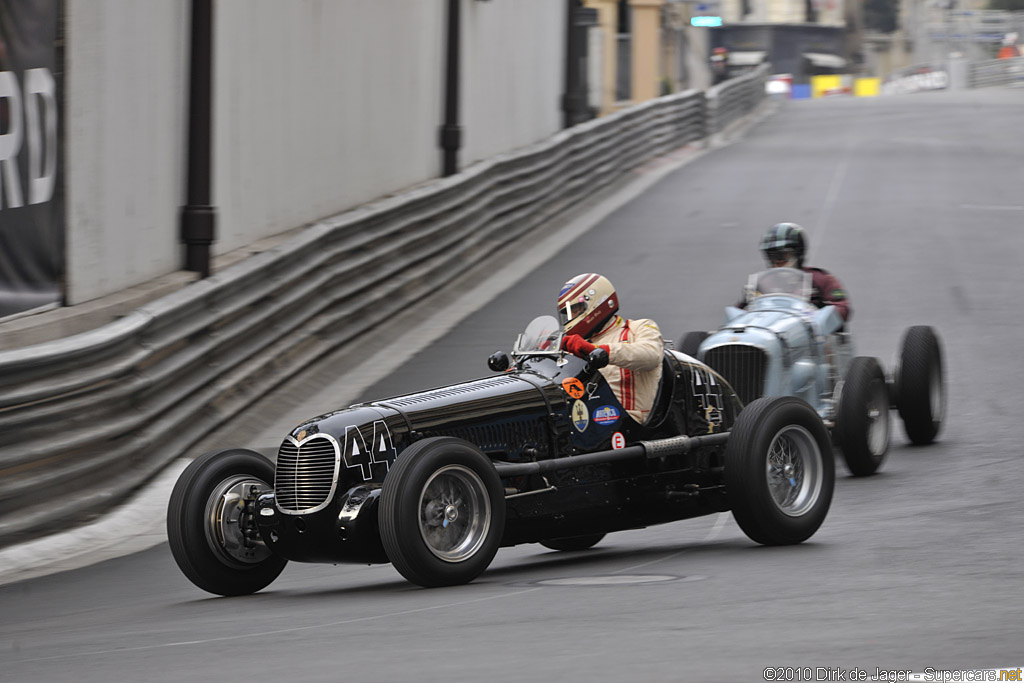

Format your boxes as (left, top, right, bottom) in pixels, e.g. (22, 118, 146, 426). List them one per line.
(0, 0, 63, 319)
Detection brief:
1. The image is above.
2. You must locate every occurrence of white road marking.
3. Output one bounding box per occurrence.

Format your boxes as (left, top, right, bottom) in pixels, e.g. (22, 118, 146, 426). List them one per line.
(959, 204, 1024, 211)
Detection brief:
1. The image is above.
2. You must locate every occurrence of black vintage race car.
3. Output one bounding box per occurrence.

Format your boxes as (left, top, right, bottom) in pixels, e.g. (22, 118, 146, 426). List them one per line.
(167, 315, 835, 596)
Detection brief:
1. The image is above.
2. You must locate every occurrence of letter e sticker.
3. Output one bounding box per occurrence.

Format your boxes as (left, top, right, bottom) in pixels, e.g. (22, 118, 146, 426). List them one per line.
(562, 378, 585, 400)
(571, 400, 589, 432)
(611, 432, 626, 449)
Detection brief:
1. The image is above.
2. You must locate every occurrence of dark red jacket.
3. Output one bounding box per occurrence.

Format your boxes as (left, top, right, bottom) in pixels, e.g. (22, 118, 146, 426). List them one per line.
(806, 267, 851, 321)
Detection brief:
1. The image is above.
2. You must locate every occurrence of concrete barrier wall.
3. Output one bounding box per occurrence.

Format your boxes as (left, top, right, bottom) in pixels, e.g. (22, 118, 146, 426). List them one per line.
(61, 1, 570, 305)
(64, 0, 190, 305)
(461, 0, 564, 166)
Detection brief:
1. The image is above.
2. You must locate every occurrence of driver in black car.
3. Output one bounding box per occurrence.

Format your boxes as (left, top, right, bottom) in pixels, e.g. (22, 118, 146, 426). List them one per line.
(557, 273, 665, 424)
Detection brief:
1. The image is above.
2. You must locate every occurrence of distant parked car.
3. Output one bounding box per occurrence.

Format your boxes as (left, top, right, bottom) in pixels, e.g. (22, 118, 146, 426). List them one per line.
(677, 267, 944, 477)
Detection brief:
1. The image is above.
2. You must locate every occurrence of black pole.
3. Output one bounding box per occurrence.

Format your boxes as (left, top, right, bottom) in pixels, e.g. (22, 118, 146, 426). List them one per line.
(562, 0, 595, 128)
(440, 0, 461, 177)
(562, 0, 581, 128)
(180, 0, 216, 278)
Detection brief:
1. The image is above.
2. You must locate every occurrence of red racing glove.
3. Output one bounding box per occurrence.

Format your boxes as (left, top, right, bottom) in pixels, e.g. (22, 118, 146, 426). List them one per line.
(562, 334, 607, 359)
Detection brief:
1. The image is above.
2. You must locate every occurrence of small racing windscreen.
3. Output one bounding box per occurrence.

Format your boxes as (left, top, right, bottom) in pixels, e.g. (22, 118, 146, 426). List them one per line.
(513, 315, 563, 357)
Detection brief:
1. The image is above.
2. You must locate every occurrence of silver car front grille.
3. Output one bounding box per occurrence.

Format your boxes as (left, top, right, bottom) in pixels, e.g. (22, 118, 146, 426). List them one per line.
(274, 435, 340, 514)
(703, 345, 767, 407)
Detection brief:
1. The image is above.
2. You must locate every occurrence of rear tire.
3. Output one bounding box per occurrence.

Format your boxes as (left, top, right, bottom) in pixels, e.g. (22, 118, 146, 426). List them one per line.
(380, 437, 505, 587)
(836, 356, 890, 476)
(726, 397, 834, 545)
(167, 449, 287, 596)
(540, 534, 606, 552)
(897, 326, 945, 445)
(676, 331, 708, 358)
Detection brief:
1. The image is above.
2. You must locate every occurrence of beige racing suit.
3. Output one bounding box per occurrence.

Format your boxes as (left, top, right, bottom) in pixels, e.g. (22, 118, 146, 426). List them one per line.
(590, 316, 664, 424)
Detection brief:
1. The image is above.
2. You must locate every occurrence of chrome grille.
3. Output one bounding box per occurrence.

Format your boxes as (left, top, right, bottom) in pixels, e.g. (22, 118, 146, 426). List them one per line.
(274, 435, 339, 514)
(703, 345, 767, 407)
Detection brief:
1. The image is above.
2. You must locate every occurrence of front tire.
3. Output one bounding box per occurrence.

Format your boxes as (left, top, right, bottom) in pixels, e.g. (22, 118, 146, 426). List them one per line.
(540, 534, 606, 552)
(836, 356, 891, 476)
(379, 437, 506, 587)
(167, 449, 287, 596)
(726, 397, 834, 545)
(897, 326, 945, 445)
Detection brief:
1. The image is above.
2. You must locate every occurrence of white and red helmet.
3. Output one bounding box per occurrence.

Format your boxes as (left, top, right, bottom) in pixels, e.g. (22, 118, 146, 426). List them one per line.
(557, 273, 619, 339)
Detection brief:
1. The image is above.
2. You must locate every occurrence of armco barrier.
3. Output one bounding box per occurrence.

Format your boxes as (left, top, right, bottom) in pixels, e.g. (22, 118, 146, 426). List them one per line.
(970, 57, 1024, 88)
(0, 66, 769, 549)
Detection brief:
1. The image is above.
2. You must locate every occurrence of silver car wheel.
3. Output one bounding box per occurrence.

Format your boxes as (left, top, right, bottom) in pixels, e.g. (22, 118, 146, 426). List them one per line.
(418, 465, 491, 563)
(765, 425, 824, 517)
(204, 474, 273, 567)
(866, 380, 890, 456)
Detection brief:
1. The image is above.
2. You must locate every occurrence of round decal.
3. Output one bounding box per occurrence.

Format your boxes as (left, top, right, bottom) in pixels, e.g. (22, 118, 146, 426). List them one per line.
(562, 378, 585, 400)
(593, 405, 620, 426)
(611, 432, 626, 449)
(571, 400, 590, 432)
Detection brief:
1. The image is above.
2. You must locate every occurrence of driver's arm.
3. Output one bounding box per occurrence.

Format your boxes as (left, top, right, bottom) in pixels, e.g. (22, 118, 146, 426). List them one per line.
(604, 319, 664, 371)
(813, 271, 851, 321)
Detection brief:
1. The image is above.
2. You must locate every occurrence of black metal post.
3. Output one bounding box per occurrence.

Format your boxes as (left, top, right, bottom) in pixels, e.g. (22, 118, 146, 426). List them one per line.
(180, 0, 216, 278)
(562, 0, 597, 128)
(440, 0, 462, 176)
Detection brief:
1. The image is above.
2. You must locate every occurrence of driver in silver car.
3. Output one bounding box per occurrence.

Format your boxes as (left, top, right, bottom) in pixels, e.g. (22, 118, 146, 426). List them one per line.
(557, 273, 664, 424)
(752, 222, 852, 321)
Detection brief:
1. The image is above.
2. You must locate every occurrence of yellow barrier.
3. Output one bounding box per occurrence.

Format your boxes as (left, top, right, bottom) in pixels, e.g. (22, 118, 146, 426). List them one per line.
(854, 77, 880, 97)
(811, 75, 843, 98)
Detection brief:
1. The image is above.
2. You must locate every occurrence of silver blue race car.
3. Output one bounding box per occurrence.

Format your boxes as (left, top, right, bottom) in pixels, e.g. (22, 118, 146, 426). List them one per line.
(678, 267, 944, 476)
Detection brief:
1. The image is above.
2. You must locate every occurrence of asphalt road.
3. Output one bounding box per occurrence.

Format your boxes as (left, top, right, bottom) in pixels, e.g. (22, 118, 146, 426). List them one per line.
(3, 88, 1024, 683)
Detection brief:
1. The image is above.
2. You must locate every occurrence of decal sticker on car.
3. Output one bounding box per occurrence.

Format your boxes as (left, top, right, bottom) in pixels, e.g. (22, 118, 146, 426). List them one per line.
(562, 377, 586, 400)
(611, 432, 626, 449)
(593, 405, 620, 425)
(690, 367, 724, 434)
(343, 421, 396, 480)
(586, 381, 601, 400)
(571, 400, 590, 432)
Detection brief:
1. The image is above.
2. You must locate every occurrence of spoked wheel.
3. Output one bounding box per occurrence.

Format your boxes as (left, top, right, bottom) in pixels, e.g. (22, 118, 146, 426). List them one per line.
(167, 449, 287, 596)
(379, 437, 505, 587)
(897, 325, 945, 445)
(540, 534, 606, 552)
(726, 396, 834, 545)
(836, 356, 891, 476)
(676, 331, 709, 358)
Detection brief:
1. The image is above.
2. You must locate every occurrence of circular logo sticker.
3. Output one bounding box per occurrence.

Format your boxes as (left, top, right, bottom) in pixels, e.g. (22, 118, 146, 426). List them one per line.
(571, 400, 590, 432)
(562, 378, 585, 400)
(611, 432, 626, 449)
(593, 405, 620, 425)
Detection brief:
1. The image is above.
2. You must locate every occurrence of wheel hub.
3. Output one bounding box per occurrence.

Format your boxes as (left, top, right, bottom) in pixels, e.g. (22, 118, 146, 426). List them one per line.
(205, 476, 273, 566)
(444, 504, 459, 526)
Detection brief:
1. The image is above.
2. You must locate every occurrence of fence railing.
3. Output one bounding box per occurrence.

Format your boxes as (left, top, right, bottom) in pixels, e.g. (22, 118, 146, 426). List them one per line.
(0, 66, 769, 549)
(970, 57, 1024, 88)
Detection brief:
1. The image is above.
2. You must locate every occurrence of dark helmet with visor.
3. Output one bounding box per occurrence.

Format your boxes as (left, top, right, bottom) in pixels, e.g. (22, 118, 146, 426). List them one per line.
(760, 222, 807, 268)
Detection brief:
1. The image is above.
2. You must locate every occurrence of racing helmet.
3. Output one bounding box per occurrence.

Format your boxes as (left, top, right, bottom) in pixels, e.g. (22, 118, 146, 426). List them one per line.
(557, 273, 619, 339)
(760, 222, 807, 268)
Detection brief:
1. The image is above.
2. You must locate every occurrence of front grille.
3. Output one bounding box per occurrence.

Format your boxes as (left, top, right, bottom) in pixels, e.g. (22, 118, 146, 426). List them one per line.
(703, 345, 767, 406)
(274, 435, 339, 514)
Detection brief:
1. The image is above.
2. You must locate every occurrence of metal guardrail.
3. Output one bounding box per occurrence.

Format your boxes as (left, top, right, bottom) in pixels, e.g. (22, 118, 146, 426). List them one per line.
(970, 57, 1024, 88)
(707, 65, 770, 140)
(0, 73, 767, 549)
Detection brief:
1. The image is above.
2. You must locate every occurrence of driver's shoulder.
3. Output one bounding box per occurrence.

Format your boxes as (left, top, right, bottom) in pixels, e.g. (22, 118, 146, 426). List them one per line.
(627, 317, 662, 332)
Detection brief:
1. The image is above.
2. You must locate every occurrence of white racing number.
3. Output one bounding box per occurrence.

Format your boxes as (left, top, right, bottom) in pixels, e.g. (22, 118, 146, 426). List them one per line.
(343, 421, 397, 480)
